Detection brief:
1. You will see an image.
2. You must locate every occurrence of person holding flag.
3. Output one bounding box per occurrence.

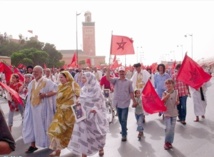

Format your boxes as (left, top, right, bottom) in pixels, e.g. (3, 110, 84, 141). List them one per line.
(175, 54, 212, 122)
(172, 64, 190, 125)
(162, 79, 179, 150)
(7, 74, 24, 132)
(106, 66, 137, 142)
(131, 63, 151, 122)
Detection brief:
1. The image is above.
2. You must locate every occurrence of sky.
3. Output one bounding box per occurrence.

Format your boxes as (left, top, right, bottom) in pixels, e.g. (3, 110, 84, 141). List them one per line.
(1, 0, 214, 66)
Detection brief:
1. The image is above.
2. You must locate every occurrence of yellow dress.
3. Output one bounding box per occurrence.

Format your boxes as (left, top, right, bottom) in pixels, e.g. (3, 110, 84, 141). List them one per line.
(48, 71, 80, 150)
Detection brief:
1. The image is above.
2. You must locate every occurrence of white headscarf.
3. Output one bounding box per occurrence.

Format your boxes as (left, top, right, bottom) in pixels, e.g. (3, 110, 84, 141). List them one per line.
(79, 72, 104, 103)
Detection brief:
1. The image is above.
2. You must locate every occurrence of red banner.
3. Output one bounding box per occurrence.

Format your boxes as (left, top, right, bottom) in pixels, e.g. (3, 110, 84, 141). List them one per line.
(142, 80, 166, 114)
(110, 35, 134, 55)
(177, 54, 212, 89)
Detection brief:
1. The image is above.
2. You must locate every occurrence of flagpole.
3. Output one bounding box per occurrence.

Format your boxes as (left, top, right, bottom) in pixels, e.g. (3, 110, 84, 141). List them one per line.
(125, 55, 126, 67)
(76, 11, 81, 67)
(109, 31, 113, 65)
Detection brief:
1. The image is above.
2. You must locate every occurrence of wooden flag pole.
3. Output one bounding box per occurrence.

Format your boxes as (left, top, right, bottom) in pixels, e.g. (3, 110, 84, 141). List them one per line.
(125, 55, 126, 67)
(109, 31, 113, 66)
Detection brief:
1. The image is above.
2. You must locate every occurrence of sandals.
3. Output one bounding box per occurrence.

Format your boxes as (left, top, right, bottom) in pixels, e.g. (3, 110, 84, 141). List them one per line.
(99, 149, 104, 156)
(138, 132, 144, 140)
(25, 146, 38, 154)
(181, 121, 186, 125)
(194, 116, 199, 122)
(49, 150, 61, 156)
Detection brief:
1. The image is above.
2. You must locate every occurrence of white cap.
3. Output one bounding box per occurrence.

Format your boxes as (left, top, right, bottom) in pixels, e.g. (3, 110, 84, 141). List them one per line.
(118, 66, 125, 72)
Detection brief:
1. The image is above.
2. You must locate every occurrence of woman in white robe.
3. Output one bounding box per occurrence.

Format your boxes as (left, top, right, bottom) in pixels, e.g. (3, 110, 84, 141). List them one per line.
(191, 81, 211, 122)
(68, 72, 108, 157)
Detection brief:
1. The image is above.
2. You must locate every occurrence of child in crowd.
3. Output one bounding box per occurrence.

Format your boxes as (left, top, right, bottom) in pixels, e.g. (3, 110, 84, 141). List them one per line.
(7, 74, 24, 132)
(162, 79, 179, 150)
(132, 89, 144, 140)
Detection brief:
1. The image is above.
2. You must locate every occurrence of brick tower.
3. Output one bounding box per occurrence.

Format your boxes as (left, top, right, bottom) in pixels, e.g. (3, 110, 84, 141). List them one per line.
(82, 11, 96, 56)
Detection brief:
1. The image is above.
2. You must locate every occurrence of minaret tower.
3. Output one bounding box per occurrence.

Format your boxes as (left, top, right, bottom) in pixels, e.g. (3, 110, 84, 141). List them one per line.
(82, 11, 96, 56)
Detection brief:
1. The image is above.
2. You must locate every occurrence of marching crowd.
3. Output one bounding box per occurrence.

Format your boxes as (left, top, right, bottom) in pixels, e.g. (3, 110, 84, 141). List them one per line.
(0, 62, 211, 156)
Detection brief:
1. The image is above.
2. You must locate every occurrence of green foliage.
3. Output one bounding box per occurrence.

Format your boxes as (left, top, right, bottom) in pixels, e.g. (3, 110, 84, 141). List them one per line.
(0, 32, 64, 68)
(23, 39, 44, 50)
(11, 48, 49, 67)
(42, 43, 63, 67)
(0, 40, 21, 56)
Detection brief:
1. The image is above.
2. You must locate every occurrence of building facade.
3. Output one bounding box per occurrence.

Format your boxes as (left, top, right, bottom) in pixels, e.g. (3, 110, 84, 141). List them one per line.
(60, 11, 105, 68)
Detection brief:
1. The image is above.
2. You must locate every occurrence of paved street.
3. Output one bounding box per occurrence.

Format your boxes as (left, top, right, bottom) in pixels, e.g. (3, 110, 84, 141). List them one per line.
(1, 78, 214, 157)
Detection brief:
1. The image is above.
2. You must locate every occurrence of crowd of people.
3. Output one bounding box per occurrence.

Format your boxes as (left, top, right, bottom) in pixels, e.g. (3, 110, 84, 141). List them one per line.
(0, 62, 212, 156)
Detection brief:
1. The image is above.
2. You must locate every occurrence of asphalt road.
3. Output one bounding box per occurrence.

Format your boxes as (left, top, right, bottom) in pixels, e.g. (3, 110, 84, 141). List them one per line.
(1, 78, 214, 157)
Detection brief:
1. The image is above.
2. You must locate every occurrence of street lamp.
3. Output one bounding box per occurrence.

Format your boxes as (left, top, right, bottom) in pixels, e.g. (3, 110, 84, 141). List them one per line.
(76, 11, 81, 66)
(136, 46, 142, 63)
(177, 44, 183, 60)
(184, 34, 193, 59)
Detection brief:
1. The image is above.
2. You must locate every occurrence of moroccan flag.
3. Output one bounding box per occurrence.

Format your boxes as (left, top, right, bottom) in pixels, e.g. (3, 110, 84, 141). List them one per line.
(0, 62, 4, 72)
(176, 54, 212, 89)
(110, 60, 121, 70)
(69, 53, 77, 67)
(0, 82, 23, 105)
(171, 61, 176, 70)
(110, 35, 135, 55)
(17, 63, 24, 69)
(86, 58, 91, 67)
(142, 80, 166, 114)
(62, 64, 67, 69)
(0, 62, 13, 84)
(150, 62, 158, 73)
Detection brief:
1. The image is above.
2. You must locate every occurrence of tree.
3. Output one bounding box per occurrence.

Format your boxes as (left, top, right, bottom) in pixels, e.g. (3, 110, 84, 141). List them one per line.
(42, 43, 63, 67)
(18, 34, 25, 44)
(0, 41, 20, 56)
(11, 48, 49, 66)
(1, 32, 65, 68)
(22, 38, 44, 50)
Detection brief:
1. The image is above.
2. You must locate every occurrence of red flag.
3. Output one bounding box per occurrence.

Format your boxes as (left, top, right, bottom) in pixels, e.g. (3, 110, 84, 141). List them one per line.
(85, 58, 91, 67)
(142, 80, 166, 114)
(110, 60, 121, 70)
(0, 62, 13, 84)
(110, 35, 135, 55)
(171, 61, 176, 70)
(150, 62, 158, 73)
(0, 82, 23, 105)
(0, 62, 5, 72)
(176, 54, 212, 89)
(62, 64, 67, 69)
(17, 63, 24, 69)
(69, 53, 77, 68)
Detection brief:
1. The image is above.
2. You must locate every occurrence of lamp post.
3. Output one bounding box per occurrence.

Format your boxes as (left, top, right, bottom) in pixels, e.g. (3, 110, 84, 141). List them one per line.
(136, 46, 142, 63)
(184, 34, 193, 59)
(76, 11, 81, 66)
(177, 44, 183, 60)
